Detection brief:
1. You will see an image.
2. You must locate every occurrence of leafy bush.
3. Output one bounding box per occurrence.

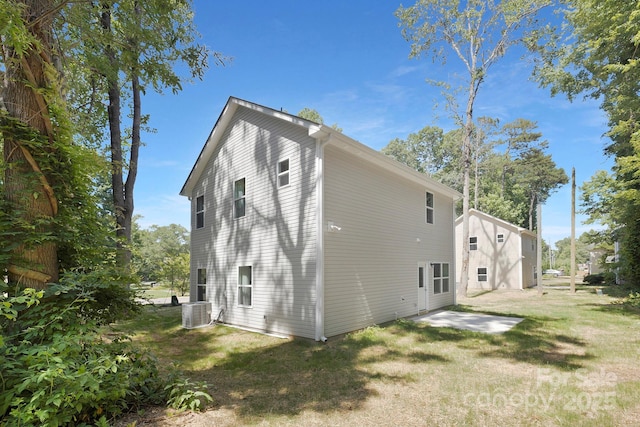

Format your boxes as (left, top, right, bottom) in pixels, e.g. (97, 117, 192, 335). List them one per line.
(0, 281, 163, 426)
(165, 378, 213, 412)
(614, 292, 640, 309)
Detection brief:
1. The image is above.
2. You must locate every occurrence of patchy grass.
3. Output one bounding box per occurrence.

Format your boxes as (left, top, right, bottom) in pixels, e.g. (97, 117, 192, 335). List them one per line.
(114, 286, 640, 426)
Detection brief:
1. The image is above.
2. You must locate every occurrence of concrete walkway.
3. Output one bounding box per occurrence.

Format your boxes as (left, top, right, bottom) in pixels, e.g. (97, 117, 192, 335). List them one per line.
(413, 310, 523, 334)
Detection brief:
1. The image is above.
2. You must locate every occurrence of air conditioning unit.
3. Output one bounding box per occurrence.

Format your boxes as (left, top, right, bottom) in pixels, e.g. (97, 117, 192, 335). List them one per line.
(182, 302, 212, 329)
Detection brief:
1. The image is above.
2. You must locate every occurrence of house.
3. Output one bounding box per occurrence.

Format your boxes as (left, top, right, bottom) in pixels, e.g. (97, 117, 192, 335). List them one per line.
(455, 209, 537, 290)
(180, 97, 461, 340)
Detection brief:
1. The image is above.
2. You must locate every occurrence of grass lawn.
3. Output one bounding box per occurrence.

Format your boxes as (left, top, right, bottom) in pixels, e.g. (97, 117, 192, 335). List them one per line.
(114, 285, 640, 426)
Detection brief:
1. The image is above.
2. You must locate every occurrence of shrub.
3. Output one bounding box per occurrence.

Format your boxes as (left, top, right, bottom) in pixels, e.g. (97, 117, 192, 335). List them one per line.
(0, 281, 163, 425)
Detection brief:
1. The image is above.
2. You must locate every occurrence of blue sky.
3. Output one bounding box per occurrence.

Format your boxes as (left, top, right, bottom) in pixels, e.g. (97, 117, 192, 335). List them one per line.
(134, 1, 613, 247)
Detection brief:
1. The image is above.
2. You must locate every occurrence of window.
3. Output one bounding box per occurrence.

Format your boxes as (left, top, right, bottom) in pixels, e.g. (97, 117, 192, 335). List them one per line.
(418, 266, 425, 288)
(234, 178, 246, 218)
(433, 262, 450, 294)
(195, 195, 204, 229)
(196, 268, 206, 301)
(425, 192, 434, 224)
(238, 266, 252, 307)
(278, 159, 290, 187)
(470, 236, 478, 251)
(497, 233, 504, 243)
(478, 267, 488, 282)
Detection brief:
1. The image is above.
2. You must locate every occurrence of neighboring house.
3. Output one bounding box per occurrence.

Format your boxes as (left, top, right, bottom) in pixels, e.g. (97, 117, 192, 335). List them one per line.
(180, 97, 461, 340)
(455, 209, 537, 290)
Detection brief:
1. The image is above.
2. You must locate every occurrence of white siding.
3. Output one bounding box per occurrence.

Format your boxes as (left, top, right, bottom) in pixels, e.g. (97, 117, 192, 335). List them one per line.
(323, 145, 456, 337)
(189, 106, 317, 338)
(456, 211, 537, 290)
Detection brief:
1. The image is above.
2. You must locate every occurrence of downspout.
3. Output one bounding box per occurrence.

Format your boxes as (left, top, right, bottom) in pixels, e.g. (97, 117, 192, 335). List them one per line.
(311, 127, 330, 342)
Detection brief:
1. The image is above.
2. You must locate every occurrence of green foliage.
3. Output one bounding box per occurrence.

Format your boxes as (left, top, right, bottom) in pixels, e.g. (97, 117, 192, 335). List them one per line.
(0, 281, 166, 425)
(165, 378, 213, 412)
(616, 292, 640, 309)
(131, 222, 189, 283)
(532, 0, 640, 288)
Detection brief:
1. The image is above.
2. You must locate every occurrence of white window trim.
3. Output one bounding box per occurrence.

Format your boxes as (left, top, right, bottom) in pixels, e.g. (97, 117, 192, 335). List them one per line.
(425, 192, 434, 224)
(432, 262, 450, 295)
(278, 158, 290, 188)
(237, 265, 253, 308)
(195, 195, 204, 229)
(470, 236, 478, 251)
(234, 178, 246, 219)
(196, 268, 206, 301)
(478, 267, 488, 282)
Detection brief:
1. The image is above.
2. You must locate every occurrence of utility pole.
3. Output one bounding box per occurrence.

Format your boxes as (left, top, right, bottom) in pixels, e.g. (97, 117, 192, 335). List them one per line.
(570, 167, 576, 293)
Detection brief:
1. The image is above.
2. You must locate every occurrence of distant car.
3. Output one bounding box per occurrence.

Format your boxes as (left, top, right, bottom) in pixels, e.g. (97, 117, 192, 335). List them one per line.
(544, 269, 562, 277)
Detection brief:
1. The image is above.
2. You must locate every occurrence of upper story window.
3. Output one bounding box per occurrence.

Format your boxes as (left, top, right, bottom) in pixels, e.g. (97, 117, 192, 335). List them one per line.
(195, 195, 204, 229)
(470, 236, 478, 251)
(234, 178, 246, 218)
(425, 192, 434, 224)
(278, 159, 290, 187)
(497, 233, 504, 243)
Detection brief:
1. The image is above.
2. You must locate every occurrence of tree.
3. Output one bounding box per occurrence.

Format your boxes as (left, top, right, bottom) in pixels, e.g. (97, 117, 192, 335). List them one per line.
(297, 107, 343, 132)
(131, 223, 189, 283)
(396, 0, 552, 296)
(497, 118, 548, 198)
(63, 0, 218, 272)
(1, 0, 62, 288)
(381, 125, 445, 174)
(579, 170, 619, 242)
(160, 252, 190, 295)
(513, 147, 568, 230)
(533, 0, 640, 285)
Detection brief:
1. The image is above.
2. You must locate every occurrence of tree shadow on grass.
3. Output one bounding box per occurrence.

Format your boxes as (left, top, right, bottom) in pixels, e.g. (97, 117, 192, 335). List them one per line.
(176, 325, 450, 420)
(393, 314, 593, 371)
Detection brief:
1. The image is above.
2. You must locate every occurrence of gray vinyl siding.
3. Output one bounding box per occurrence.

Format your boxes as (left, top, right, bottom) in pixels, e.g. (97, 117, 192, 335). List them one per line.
(189, 106, 317, 338)
(323, 145, 455, 337)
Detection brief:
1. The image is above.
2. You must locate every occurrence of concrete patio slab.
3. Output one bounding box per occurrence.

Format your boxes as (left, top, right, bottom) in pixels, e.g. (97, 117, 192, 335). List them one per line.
(413, 310, 523, 334)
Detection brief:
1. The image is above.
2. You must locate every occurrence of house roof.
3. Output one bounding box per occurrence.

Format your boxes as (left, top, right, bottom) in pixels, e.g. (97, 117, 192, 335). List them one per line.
(455, 208, 536, 238)
(180, 96, 462, 200)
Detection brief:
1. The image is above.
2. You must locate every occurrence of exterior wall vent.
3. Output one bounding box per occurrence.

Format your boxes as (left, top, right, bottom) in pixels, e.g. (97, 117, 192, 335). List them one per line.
(182, 302, 212, 329)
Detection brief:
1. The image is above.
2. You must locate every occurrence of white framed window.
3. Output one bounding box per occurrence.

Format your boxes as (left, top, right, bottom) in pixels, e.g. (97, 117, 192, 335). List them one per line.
(234, 178, 246, 218)
(478, 267, 488, 282)
(497, 233, 504, 243)
(425, 192, 434, 224)
(197, 268, 206, 301)
(433, 262, 450, 294)
(470, 236, 478, 251)
(195, 195, 204, 229)
(238, 266, 252, 307)
(278, 159, 290, 187)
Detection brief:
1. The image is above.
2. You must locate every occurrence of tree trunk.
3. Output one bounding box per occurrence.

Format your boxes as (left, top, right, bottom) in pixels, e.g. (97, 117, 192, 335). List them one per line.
(2, 0, 59, 289)
(459, 78, 478, 298)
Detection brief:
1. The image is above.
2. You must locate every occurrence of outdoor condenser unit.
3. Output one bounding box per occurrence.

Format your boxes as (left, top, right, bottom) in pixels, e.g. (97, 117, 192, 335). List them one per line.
(181, 302, 212, 329)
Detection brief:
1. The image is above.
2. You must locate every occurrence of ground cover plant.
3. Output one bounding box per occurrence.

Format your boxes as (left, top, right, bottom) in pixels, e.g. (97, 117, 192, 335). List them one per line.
(115, 285, 640, 426)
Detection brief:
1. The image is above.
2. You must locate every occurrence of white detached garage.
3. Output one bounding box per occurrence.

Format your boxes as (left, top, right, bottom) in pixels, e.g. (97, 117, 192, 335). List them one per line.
(180, 97, 461, 340)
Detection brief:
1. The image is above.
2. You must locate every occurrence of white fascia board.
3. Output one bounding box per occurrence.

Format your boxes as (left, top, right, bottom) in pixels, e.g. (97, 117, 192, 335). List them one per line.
(179, 98, 239, 197)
